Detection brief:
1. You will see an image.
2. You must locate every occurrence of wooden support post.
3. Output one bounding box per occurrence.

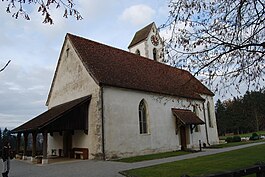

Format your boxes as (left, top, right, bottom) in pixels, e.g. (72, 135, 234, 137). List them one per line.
(42, 131, 48, 164)
(16, 133, 21, 154)
(32, 132, 37, 158)
(23, 132, 28, 159)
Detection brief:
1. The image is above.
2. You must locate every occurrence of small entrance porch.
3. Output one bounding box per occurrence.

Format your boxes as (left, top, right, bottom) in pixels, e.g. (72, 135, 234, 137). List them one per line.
(172, 108, 205, 151)
(11, 96, 91, 164)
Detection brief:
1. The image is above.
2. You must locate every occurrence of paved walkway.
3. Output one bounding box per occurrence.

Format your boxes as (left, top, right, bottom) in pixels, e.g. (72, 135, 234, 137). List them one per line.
(3, 142, 265, 177)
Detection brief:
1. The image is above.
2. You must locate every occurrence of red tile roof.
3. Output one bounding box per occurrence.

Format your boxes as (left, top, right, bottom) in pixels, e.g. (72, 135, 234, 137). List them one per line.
(128, 22, 154, 48)
(12, 96, 91, 133)
(68, 33, 214, 100)
(172, 108, 205, 125)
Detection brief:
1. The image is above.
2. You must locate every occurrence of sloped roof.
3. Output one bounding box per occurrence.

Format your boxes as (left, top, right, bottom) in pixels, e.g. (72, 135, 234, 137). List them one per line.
(128, 22, 154, 48)
(12, 96, 91, 133)
(172, 108, 205, 125)
(67, 33, 214, 101)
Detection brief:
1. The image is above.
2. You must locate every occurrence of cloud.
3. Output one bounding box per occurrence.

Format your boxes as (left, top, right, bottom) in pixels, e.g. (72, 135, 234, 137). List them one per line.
(77, 0, 117, 21)
(0, 0, 169, 130)
(0, 63, 53, 128)
(157, 3, 169, 19)
(120, 4, 155, 26)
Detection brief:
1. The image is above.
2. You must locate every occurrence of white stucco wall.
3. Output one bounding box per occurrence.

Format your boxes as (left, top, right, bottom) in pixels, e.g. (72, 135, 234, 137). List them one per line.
(103, 86, 218, 159)
(200, 95, 219, 145)
(129, 41, 146, 58)
(47, 133, 63, 156)
(45, 35, 218, 160)
(46, 37, 103, 159)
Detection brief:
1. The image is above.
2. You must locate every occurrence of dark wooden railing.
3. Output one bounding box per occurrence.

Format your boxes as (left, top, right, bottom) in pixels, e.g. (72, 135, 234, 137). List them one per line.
(182, 164, 265, 177)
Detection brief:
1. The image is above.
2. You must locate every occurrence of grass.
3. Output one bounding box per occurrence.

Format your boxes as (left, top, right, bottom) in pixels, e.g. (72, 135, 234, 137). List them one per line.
(219, 131, 265, 140)
(121, 144, 265, 177)
(209, 139, 265, 148)
(116, 138, 265, 164)
(114, 151, 190, 163)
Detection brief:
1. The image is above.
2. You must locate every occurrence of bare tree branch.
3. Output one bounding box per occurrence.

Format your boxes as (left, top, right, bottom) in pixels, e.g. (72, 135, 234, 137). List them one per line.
(163, 0, 265, 94)
(0, 60, 11, 72)
(2, 0, 82, 24)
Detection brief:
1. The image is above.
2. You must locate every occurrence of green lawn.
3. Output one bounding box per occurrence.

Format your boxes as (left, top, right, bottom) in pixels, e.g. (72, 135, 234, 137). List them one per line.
(115, 151, 190, 163)
(121, 144, 265, 177)
(209, 139, 265, 148)
(219, 131, 265, 140)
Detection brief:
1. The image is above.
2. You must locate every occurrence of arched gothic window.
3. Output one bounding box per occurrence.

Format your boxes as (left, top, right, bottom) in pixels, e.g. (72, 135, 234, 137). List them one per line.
(207, 101, 213, 128)
(136, 49, 141, 56)
(139, 99, 148, 134)
(153, 48, 157, 61)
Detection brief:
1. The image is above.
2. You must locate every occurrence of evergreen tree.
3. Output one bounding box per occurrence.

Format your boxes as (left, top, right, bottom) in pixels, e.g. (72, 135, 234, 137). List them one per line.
(215, 99, 226, 136)
(215, 89, 265, 135)
(2, 128, 11, 143)
(0, 128, 2, 157)
(2, 128, 16, 151)
(243, 91, 265, 131)
(0, 128, 2, 147)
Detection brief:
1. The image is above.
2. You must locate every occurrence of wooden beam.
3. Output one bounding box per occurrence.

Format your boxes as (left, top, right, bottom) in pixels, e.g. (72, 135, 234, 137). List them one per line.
(32, 132, 37, 158)
(23, 132, 28, 158)
(42, 131, 48, 160)
(16, 133, 21, 154)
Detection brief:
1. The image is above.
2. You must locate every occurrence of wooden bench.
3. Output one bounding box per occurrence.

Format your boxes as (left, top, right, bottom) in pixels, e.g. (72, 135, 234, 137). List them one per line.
(72, 148, 88, 160)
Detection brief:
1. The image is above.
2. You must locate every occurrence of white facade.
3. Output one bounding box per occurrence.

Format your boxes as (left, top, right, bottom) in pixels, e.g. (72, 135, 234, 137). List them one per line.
(45, 34, 219, 160)
(103, 86, 219, 159)
(46, 38, 103, 159)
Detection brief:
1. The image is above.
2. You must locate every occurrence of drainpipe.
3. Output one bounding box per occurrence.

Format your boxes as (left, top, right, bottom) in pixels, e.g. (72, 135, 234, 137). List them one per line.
(202, 102, 210, 146)
(100, 86, 106, 160)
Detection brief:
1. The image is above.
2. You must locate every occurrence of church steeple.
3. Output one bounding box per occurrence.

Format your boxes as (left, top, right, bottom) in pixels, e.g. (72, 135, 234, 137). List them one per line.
(128, 22, 164, 63)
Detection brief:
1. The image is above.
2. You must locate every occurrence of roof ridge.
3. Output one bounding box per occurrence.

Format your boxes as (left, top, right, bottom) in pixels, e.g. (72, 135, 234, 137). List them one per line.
(67, 33, 126, 53)
(67, 33, 191, 73)
(128, 22, 155, 48)
(66, 33, 214, 99)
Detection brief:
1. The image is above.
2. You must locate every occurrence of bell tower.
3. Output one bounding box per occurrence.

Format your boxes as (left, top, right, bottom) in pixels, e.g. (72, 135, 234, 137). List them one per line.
(128, 22, 164, 63)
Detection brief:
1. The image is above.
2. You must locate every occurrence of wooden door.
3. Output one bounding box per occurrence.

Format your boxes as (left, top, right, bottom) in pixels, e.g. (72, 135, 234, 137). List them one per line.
(63, 131, 72, 157)
(180, 126, 187, 150)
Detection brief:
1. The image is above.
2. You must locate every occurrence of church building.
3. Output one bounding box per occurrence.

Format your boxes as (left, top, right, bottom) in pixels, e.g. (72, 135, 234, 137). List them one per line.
(12, 22, 219, 163)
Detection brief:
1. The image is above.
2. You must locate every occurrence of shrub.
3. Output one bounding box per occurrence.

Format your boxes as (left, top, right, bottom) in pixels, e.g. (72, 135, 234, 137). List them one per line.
(225, 136, 241, 143)
(225, 137, 233, 143)
(250, 133, 259, 140)
(232, 136, 241, 142)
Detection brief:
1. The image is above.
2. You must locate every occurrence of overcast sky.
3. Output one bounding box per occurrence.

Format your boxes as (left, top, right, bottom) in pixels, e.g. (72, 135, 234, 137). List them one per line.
(0, 0, 252, 130)
(0, 0, 170, 129)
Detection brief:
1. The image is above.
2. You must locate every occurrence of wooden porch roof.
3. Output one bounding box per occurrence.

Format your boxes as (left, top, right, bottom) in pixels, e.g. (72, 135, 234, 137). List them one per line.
(12, 95, 91, 133)
(172, 108, 205, 125)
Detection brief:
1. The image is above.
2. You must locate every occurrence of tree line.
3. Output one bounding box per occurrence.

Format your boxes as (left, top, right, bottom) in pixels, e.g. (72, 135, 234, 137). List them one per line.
(0, 128, 44, 157)
(0, 128, 16, 156)
(215, 89, 265, 136)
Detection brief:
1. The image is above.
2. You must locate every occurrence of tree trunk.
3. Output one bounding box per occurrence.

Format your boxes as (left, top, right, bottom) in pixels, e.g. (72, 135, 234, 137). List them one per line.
(254, 109, 259, 132)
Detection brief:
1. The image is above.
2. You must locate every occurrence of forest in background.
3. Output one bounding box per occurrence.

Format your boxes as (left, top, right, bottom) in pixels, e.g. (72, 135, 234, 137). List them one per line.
(0, 128, 16, 156)
(215, 89, 265, 136)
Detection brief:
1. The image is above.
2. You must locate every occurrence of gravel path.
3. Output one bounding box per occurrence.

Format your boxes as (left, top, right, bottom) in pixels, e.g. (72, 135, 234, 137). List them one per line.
(3, 142, 265, 177)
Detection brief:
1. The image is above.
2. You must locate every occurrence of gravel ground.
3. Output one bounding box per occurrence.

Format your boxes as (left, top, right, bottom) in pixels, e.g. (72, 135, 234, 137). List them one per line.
(3, 142, 264, 177)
